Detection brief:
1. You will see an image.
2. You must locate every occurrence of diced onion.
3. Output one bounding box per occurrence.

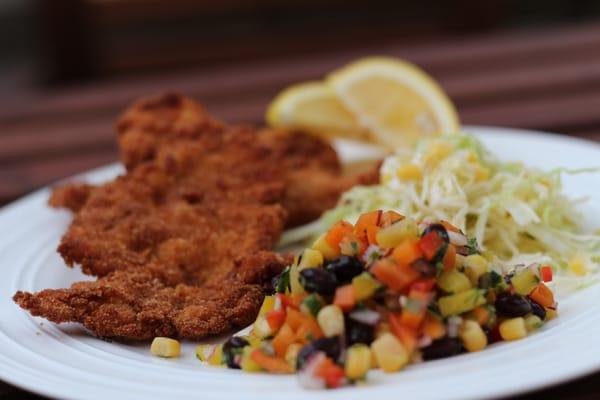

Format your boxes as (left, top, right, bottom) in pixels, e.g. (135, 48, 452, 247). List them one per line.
(349, 309, 381, 326)
(448, 231, 467, 247)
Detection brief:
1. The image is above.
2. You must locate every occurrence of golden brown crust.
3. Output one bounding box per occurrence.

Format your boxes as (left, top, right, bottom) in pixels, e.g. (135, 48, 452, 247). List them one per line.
(16, 94, 379, 341)
(13, 252, 290, 340)
(48, 183, 95, 212)
(116, 92, 226, 170)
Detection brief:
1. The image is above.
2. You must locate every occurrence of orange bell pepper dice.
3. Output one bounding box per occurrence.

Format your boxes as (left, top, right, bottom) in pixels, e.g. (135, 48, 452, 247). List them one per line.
(272, 323, 296, 357)
(380, 210, 405, 227)
(529, 283, 555, 308)
(265, 309, 286, 332)
(442, 244, 456, 271)
(371, 259, 419, 291)
(333, 284, 356, 312)
(388, 313, 418, 355)
(314, 357, 345, 388)
(250, 349, 293, 374)
(325, 221, 354, 250)
(392, 239, 423, 265)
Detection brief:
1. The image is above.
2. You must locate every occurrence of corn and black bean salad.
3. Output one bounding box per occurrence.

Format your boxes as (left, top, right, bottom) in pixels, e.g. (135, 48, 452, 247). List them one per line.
(189, 210, 557, 388)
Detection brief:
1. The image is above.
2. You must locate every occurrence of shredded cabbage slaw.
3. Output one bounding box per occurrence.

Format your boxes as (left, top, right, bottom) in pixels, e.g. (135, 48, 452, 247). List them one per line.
(281, 133, 600, 295)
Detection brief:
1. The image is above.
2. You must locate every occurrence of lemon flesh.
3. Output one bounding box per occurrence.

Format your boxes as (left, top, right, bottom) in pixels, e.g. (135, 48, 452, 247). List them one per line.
(266, 81, 370, 141)
(327, 57, 460, 148)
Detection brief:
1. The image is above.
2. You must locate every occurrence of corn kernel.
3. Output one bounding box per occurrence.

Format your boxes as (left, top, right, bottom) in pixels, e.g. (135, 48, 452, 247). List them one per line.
(207, 344, 224, 366)
(317, 305, 345, 337)
(569, 256, 587, 276)
(438, 289, 486, 317)
(499, 317, 527, 341)
(370, 333, 409, 372)
(474, 165, 490, 182)
(289, 264, 305, 296)
(376, 218, 419, 248)
(437, 270, 472, 293)
(352, 272, 381, 301)
(463, 255, 488, 285)
(396, 164, 422, 181)
(466, 150, 479, 163)
(298, 248, 324, 270)
(511, 269, 539, 295)
(241, 346, 262, 372)
(345, 344, 372, 380)
(195, 344, 213, 361)
(150, 337, 180, 358)
(458, 320, 487, 352)
(245, 333, 262, 348)
(545, 308, 558, 321)
(371, 351, 378, 369)
(311, 233, 339, 260)
(258, 295, 276, 316)
(524, 315, 543, 332)
(424, 142, 453, 167)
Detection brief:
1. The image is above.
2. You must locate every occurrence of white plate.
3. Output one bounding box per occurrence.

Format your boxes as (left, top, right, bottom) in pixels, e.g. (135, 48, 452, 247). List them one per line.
(1, 126, 599, 400)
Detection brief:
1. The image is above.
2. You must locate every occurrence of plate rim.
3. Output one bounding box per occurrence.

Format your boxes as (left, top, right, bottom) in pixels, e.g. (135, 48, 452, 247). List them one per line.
(1, 125, 599, 400)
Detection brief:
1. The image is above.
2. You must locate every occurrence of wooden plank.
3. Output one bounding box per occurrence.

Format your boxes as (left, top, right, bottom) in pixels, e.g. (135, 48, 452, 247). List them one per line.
(0, 120, 115, 165)
(3, 70, 600, 163)
(461, 90, 600, 131)
(2, 22, 600, 123)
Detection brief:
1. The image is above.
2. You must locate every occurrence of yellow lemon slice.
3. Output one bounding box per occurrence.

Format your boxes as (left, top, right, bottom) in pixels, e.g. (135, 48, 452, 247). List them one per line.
(327, 57, 460, 148)
(266, 81, 370, 141)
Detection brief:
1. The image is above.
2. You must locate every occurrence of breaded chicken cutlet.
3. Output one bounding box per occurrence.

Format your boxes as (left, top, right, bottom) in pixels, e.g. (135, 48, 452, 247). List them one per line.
(14, 93, 379, 341)
(50, 93, 379, 226)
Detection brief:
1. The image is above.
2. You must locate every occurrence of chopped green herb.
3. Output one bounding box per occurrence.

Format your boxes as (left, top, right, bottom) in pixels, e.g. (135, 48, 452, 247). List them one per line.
(300, 294, 323, 316)
(466, 237, 480, 255)
(276, 266, 290, 294)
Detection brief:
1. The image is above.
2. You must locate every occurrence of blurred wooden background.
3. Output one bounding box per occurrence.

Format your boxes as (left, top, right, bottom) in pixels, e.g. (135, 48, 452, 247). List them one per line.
(1, 0, 599, 87)
(1, 1, 600, 399)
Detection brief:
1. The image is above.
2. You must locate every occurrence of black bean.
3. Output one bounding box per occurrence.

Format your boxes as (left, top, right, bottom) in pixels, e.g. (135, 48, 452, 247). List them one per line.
(345, 318, 374, 346)
(325, 256, 364, 284)
(299, 268, 338, 295)
(421, 337, 464, 360)
(222, 336, 249, 369)
(528, 298, 547, 320)
(422, 224, 450, 243)
(296, 337, 342, 369)
(494, 292, 531, 318)
(411, 258, 436, 278)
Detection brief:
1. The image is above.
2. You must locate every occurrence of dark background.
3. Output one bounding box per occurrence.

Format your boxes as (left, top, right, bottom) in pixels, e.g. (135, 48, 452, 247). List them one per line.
(2, 0, 600, 93)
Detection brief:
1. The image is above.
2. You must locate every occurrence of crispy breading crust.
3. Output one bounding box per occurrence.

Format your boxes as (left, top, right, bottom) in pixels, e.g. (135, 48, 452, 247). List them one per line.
(50, 94, 379, 226)
(48, 183, 94, 213)
(16, 94, 379, 341)
(14, 252, 290, 340)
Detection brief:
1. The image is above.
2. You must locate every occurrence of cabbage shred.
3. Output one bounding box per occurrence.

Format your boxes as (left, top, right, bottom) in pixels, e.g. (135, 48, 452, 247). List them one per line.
(285, 133, 600, 292)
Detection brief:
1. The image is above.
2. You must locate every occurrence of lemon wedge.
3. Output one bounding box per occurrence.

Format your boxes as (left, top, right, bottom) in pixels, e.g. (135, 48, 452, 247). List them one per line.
(327, 57, 460, 148)
(266, 81, 370, 141)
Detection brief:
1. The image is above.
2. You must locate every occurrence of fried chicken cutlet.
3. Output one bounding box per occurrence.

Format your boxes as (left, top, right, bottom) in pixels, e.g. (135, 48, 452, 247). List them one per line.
(15, 120, 291, 339)
(15, 94, 380, 340)
(51, 93, 379, 226)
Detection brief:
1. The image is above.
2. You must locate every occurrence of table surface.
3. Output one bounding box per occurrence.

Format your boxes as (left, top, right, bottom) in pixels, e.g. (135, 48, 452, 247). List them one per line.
(1, 22, 600, 400)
